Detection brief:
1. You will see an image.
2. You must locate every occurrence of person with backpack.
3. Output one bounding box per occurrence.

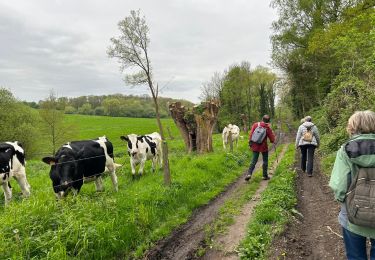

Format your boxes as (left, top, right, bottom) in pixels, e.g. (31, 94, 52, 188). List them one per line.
(245, 115, 275, 181)
(329, 110, 375, 260)
(295, 116, 320, 177)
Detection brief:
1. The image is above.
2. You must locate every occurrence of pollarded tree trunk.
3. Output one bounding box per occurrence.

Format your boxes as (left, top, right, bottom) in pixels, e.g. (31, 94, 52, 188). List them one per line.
(169, 102, 192, 152)
(194, 100, 220, 154)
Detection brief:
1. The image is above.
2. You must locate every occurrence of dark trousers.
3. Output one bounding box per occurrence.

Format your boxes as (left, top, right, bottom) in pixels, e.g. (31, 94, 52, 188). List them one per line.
(300, 145, 315, 175)
(343, 227, 375, 260)
(248, 151, 268, 177)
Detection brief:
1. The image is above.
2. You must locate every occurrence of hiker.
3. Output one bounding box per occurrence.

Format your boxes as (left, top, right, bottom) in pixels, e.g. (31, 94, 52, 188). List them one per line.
(295, 116, 320, 177)
(245, 115, 275, 181)
(329, 110, 375, 260)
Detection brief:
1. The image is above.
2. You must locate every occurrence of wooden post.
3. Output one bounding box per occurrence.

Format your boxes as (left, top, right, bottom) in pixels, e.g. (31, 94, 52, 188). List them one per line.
(229, 131, 233, 152)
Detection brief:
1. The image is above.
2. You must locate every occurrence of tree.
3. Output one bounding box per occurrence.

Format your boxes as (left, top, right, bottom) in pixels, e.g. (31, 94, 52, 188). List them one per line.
(169, 100, 219, 154)
(39, 91, 77, 154)
(108, 9, 171, 185)
(0, 88, 41, 156)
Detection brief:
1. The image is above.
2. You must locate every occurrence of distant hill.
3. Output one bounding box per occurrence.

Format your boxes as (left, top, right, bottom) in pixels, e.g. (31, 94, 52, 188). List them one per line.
(23, 94, 194, 118)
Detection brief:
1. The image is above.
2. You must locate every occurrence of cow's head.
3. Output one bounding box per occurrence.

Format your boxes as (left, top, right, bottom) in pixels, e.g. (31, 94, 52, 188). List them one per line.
(42, 147, 84, 198)
(120, 134, 143, 157)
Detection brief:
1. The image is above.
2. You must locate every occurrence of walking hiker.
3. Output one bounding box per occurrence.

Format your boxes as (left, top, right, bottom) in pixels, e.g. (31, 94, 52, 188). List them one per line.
(245, 115, 275, 181)
(295, 116, 320, 177)
(329, 110, 375, 260)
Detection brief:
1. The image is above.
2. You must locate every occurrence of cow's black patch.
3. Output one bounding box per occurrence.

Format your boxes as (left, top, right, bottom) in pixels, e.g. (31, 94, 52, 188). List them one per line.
(146, 147, 149, 153)
(15, 150, 25, 166)
(144, 136, 157, 156)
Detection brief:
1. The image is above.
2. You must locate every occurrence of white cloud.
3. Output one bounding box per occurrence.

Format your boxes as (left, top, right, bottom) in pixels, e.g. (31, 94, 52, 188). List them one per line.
(0, 0, 277, 103)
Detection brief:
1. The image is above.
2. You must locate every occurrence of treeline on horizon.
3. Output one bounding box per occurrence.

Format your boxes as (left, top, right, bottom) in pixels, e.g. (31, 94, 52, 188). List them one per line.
(23, 94, 194, 118)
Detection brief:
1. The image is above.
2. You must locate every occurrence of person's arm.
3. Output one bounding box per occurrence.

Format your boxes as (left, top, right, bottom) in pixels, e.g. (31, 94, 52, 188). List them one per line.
(329, 147, 351, 202)
(267, 126, 276, 143)
(295, 125, 302, 148)
(313, 126, 320, 147)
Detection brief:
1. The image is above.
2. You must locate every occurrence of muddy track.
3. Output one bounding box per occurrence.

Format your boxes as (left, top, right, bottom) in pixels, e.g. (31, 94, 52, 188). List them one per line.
(201, 144, 290, 260)
(144, 132, 287, 260)
(269, 151, 345, 259)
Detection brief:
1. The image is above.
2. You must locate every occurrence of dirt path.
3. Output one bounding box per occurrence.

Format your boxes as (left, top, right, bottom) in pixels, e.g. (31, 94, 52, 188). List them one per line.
(201, 144, 289, 260)
(269, 152, 345, 259)
(144, 142, 284, 260)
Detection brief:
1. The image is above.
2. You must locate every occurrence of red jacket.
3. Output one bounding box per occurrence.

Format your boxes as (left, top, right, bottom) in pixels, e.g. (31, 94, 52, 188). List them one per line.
(249, 121, 275, 152)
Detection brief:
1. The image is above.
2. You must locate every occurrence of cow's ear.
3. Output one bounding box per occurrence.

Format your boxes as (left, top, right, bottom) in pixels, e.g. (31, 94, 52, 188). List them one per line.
(16, 141, 23, 148)
(42, 157, 56, 165)
(120, 136, 129, 141)
(76, 147, 85, 159)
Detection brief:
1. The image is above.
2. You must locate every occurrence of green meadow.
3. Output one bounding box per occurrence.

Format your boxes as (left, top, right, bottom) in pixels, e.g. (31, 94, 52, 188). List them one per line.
(0, 114, 254, 259)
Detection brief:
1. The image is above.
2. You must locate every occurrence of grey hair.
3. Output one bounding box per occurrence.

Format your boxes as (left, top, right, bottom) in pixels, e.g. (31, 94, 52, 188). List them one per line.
(347, 110, 375, 136)
(305, 116, 312, 122)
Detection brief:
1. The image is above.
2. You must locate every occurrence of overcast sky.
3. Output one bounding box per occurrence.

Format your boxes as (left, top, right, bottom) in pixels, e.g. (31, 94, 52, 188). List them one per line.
(0, 0, 277, 103)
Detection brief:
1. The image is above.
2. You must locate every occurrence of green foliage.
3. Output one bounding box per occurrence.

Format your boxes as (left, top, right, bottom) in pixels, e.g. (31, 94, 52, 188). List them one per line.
(218, 64, 277, 130)
(0, 88, 41, 155)
(238, 145, 297, 259)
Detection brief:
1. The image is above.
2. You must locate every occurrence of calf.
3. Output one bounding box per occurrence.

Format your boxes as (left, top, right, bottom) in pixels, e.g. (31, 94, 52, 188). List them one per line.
(120, 132, 162, 178)
(222, 124, 240, 149)
(0, 141, 31, 204)
(42, 136, 119, 199)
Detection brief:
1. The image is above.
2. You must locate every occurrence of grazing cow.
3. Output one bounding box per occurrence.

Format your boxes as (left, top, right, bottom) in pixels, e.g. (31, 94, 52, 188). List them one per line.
(42, 136, 119, 199)
(0, 141, 31, 204)
(222, 124, 240, 149)
(120, 132, 162, 178)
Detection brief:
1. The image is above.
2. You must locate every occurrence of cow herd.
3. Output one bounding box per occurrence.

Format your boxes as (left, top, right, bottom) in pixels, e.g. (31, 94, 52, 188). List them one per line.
(0, 125, 240, 204)
(0, 132, 162, 204)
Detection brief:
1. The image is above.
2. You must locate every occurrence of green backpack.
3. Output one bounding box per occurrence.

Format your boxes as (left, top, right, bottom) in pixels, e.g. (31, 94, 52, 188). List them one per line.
(346, 166, 375, 228)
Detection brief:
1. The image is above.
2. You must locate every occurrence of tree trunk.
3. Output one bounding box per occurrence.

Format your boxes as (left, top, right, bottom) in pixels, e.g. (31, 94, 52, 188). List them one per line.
(169, 102, 196, 153)
(153, 96, 171, 186)
(194, 100, 220, 154)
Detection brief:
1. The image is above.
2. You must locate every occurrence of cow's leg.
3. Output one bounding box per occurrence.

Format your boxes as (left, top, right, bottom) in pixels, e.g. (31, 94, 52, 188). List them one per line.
(130, 158, 136, 180)
(2, 182, 12, 204)
(107, 164, 118, 192)
(95, 176, 104, 192)
(152, 157, 157, 173)
(222, 137, 226, 149)
(13, 169, 30, 198)
(138, 157, 147, 176)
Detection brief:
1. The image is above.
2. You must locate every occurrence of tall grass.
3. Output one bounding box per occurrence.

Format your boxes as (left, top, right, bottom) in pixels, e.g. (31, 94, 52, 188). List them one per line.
(0, 115, 253, 259)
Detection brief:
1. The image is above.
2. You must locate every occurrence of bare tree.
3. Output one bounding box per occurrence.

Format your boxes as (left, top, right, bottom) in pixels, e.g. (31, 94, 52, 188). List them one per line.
(39, 91, 77, 154)
(200, 71, 225, 101)
(107, 9, 171, 185)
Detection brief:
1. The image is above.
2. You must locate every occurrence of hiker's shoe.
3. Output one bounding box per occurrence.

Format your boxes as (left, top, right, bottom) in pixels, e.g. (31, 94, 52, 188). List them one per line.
(245, 174, 252, 181)
(262, 176, 270, 180)
(307, 173, 312, 177)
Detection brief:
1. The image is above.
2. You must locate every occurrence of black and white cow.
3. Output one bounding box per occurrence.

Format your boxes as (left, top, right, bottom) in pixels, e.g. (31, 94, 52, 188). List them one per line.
(120, 132, 162, 178)
(42, 136, 119, 199)
(0, 141, 31, 204)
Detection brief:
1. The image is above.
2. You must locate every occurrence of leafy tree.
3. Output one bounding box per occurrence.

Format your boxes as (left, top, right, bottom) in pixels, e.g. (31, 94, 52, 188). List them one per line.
(0, 88, 41, 156)
(108, 9, 171, 185)
(78, 103, 93, 115)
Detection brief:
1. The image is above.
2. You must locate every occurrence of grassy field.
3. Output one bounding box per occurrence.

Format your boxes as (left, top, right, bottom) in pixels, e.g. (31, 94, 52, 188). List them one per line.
(0, 114, 254, 259)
